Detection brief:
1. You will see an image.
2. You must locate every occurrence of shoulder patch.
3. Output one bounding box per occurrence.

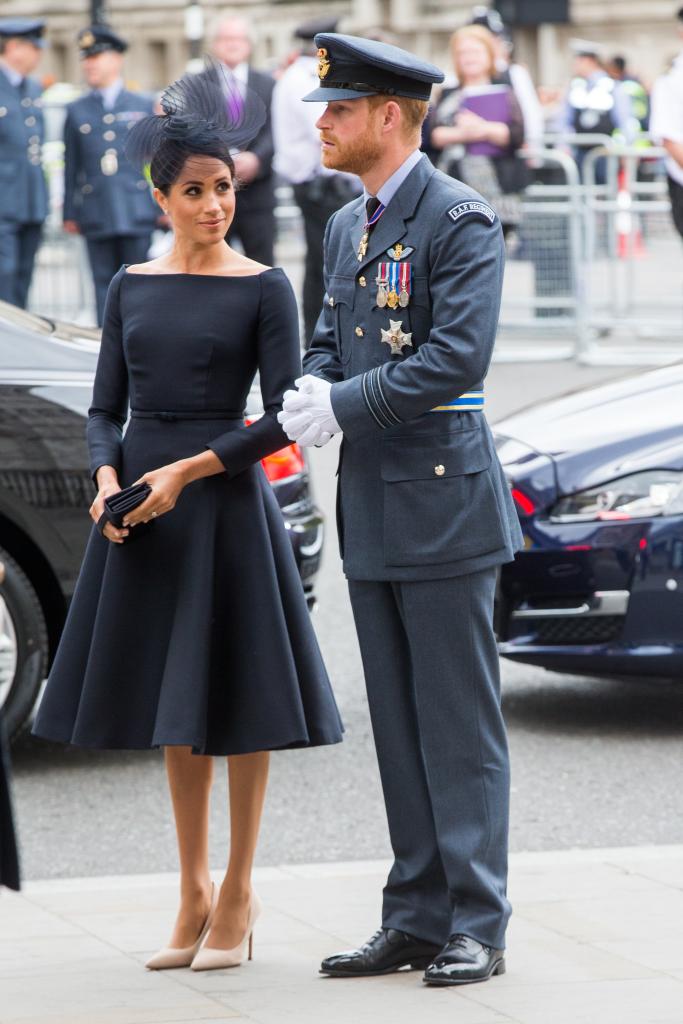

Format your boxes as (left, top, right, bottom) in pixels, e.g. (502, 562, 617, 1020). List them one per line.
(448, 201, 496, 225)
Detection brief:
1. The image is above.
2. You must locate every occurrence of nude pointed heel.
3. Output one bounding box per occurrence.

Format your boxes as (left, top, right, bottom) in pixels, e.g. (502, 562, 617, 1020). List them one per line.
(191, 892, 261, 971)
(145, 882, 217, 970)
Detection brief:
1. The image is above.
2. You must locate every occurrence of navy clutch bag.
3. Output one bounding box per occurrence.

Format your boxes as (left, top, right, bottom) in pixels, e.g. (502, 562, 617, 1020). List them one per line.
(97, 482, 152, 537)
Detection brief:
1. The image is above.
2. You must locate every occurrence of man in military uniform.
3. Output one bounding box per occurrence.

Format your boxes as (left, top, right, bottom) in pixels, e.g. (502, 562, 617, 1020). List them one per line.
(279, 35, 522, 987)
(0, 18, 48, 308)
(63, 26, 158, 325)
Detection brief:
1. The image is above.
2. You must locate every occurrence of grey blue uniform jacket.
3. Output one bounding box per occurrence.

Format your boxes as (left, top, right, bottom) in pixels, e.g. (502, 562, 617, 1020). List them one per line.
(303, 154, 523, 581)
(0, 71, 47, 225)
(63, 90, 158, 239)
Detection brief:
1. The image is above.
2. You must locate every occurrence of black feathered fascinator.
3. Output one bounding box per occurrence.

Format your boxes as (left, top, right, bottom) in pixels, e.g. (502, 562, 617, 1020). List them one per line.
(125, 56, 266, 186)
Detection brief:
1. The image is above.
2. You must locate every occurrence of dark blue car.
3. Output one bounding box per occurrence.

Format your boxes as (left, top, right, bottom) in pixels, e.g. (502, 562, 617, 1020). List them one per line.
(494, 363, 683, 681)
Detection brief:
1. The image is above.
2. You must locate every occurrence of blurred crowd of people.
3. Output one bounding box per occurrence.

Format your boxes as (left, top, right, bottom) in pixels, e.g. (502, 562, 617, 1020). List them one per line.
(1, 4, 682, 329)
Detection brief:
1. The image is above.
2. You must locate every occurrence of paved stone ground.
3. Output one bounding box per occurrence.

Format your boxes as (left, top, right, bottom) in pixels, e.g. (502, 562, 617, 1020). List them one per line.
(1, 846, 682, 1024)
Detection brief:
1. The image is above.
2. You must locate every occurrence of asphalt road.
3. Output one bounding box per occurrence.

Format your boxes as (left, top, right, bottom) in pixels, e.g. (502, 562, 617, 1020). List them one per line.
(10, 359, 683, 880)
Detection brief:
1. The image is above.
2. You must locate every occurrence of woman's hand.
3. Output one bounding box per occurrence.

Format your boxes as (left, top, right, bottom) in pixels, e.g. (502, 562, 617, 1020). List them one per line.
(122, 463, 188, 527)
(454, 110, 491, 142)
(90, 474, 129, 545)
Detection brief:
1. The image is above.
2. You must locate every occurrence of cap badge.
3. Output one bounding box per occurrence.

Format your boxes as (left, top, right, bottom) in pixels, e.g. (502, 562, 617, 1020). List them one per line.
(80, 30, 95, 48)
(317, 48, 331, 80)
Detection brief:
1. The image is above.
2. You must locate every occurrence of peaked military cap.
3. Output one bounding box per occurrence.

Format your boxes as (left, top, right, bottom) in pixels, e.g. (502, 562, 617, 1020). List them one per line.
(303, 33, 444, 102)
(78, 24, 128, 58)
(0, 18, 46, 47)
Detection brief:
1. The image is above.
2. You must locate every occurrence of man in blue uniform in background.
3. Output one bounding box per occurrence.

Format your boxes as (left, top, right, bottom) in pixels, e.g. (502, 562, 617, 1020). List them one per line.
(280, 34, 522, 987)
(0, 18, 48, 309)
(62, 26, 158, 325)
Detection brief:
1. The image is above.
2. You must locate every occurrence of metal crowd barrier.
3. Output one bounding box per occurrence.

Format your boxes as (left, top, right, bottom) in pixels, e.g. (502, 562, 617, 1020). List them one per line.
(496, 134, 683, 364)
(27, 219, 95, 325)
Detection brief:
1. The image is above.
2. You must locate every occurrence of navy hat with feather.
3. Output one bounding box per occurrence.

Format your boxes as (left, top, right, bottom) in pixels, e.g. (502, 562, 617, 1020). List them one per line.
(303, 33, 444, 103)
(125, 56, 265, 186)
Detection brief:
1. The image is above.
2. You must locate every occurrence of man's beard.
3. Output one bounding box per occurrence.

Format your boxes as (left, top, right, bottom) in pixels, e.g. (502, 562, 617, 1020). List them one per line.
(321, 128, 383, 176)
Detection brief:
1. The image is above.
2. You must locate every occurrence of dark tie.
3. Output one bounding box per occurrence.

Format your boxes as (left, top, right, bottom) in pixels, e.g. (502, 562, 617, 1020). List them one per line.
(365, 195, 381, 226)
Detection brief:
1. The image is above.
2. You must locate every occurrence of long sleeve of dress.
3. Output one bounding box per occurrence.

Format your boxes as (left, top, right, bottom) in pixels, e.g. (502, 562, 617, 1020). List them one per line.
(86, 268, 128, 482)
(208, 269, 302, 477)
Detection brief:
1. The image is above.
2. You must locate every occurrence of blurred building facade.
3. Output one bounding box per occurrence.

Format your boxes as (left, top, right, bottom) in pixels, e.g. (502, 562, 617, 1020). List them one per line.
(4, 0, 679, 92)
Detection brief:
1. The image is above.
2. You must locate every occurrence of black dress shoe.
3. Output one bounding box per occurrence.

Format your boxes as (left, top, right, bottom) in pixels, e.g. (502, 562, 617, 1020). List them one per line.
(423, 934, 505, 986)
(320, 928, 442, 977)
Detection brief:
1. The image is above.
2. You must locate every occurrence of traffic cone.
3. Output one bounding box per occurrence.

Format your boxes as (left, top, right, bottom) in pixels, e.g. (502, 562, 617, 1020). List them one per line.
(616, 167, 645, 258)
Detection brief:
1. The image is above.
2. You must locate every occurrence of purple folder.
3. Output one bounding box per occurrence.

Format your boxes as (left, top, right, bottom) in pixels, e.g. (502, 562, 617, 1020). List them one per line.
(459, 86, 512, 157)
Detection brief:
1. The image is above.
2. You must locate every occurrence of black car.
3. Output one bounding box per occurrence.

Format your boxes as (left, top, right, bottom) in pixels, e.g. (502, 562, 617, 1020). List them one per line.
(0, 302, 324, 739)
(494, 362, 683, 682)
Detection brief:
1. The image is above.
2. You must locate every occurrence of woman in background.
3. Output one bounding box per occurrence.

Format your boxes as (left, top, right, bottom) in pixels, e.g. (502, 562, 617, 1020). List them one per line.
(430, 25, 529, 238)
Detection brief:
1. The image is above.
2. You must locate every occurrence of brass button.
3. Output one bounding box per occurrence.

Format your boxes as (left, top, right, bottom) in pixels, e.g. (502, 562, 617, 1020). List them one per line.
(103, 130, 116, 141)
(21, 97, 32, 108)
(103, 113, 116, 124)
(79, 123, 91, 134)
(355, 326, 364, 337)
(358, 275, 366, 287)
(328, 296, 335, 307)
(24, 115, 36, 127)
(434, 464, 445, 477)
(0, 107, 7, 117)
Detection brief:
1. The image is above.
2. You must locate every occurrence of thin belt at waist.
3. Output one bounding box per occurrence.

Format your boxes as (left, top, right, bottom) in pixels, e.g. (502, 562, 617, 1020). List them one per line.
(130, 409, 244, 422)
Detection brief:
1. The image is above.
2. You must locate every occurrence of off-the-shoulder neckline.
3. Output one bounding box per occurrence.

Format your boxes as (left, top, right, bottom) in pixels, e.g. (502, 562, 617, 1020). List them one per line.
(122, 266, 281, 279)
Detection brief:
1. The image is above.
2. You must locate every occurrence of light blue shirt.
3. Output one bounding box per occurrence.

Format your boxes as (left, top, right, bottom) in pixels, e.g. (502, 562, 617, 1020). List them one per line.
(365, 149, 424, 208)
(97, 79, 124, 111)
(0, 61, 23, 88)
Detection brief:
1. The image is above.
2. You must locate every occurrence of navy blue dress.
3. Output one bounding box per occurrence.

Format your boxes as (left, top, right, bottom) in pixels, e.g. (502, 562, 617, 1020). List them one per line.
(33, 267, 343, 756)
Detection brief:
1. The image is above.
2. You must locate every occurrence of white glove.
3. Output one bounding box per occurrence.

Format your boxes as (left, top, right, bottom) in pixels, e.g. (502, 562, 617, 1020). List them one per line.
(277, 375, 340, 447)
(284, 376, 340, 433)
(279, 409, 333, 447)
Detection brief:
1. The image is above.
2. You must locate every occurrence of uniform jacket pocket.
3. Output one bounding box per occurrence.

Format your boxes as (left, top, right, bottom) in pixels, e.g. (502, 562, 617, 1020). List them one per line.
(380, 426, 507, 567)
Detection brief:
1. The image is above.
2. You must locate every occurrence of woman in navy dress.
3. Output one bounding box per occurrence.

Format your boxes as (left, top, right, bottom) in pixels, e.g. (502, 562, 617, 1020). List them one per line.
(33, 63, 342, 971)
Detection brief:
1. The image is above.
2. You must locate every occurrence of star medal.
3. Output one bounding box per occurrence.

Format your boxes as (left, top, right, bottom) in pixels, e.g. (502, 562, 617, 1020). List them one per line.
(398, 262, 411, 308)
(357, 199, 386, 261)
(381, 319, 413, 356)
(375, 263, 389, 308)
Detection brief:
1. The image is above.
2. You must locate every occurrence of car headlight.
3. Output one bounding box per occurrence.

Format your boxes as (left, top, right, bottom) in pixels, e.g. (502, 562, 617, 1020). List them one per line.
(549, 470, 683, 523)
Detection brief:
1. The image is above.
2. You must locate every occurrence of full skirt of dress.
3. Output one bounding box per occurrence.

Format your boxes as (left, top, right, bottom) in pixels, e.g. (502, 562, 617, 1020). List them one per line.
(33, 417, 343, 755)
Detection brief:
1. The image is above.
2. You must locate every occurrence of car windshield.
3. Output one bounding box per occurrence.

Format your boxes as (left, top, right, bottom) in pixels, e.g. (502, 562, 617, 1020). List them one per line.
(0, 302, 54, 337)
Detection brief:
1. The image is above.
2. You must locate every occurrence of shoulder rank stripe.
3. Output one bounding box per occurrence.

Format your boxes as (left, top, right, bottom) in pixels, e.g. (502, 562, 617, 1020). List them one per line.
(430, 392, 484, 412)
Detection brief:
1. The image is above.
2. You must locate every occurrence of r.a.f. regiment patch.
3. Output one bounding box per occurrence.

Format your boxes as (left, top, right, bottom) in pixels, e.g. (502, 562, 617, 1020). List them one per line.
(448, 201, 496, 224)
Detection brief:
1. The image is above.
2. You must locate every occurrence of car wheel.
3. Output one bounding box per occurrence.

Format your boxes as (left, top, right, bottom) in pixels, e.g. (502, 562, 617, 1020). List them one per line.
(0, 546, 49, 741)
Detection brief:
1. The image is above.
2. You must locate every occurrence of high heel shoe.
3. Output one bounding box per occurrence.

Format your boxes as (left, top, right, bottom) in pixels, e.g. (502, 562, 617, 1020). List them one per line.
(190, 891, 262, 971)
(145, 882, 217, 970)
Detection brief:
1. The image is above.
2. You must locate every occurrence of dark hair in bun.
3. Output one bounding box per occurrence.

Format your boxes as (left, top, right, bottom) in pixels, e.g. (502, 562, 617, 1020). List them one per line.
(150, 140, 236, 194)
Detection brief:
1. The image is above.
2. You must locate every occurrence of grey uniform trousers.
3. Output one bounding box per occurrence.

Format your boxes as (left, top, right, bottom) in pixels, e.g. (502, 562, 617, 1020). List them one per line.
(348, 567, 511, 949)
